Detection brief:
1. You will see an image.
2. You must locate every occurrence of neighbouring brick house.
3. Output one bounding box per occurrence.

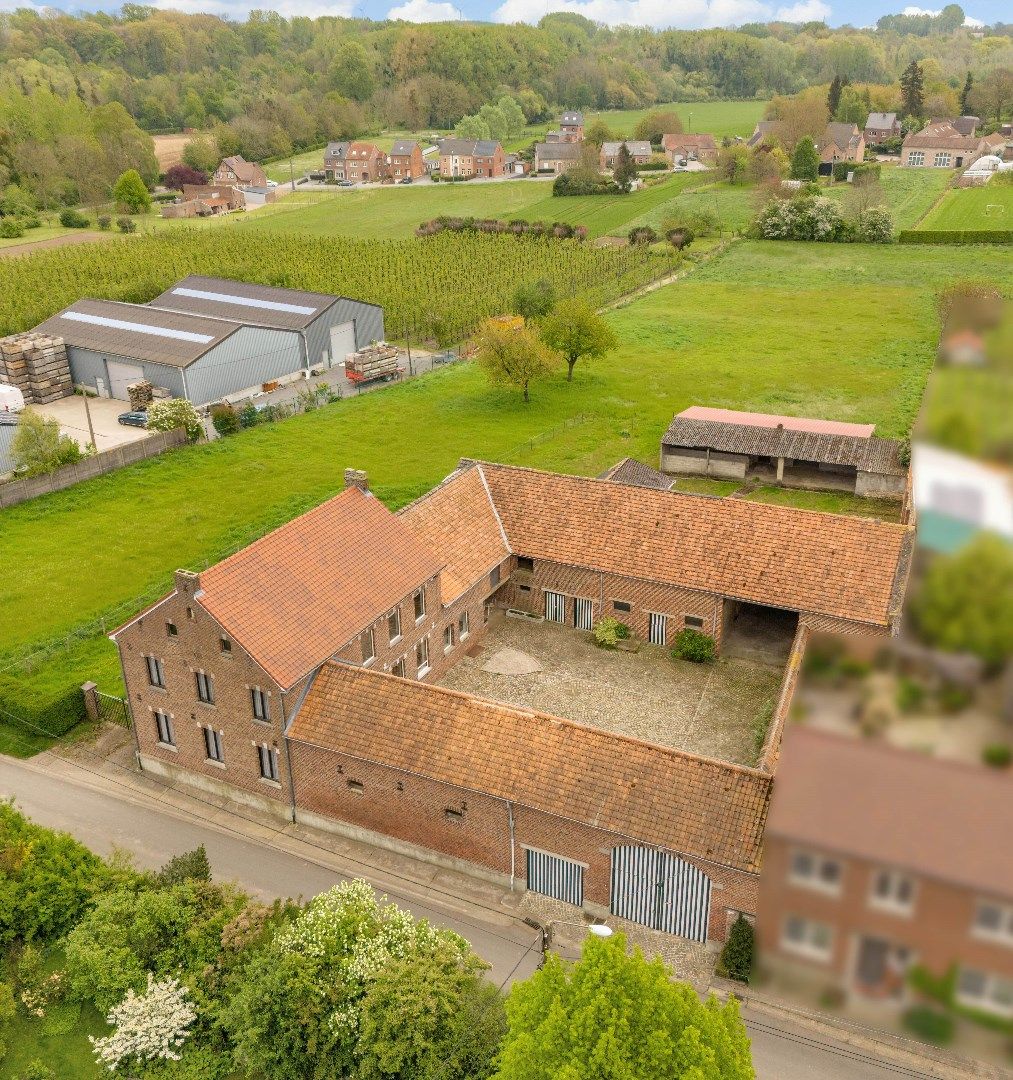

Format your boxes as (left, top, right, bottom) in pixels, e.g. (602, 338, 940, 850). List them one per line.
(864, 112, 900, 143)
(818, 122, 865, 165)
(901, 120, 997, 168)
(114, 460, 913, 944)
(561, 110, 584, 141)
(161, 184, 246, 219)
(323, 141, 387, 182)
(662, 133, 719, 165)
(213, 155, 267, 188)
(534, 141, 583, 173)
(387, 140, 424, 180)
(600, 141, 653, 169)
(437, 139, 505, 178)
(757, 728, 1013, 1019)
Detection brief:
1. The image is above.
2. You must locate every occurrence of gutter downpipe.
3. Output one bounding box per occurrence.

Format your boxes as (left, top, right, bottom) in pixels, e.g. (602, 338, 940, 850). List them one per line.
(508, 800, 516, 891)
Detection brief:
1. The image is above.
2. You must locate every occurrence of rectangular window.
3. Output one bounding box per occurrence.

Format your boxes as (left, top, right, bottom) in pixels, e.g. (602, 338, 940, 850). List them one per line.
(154, 710, 175, 747)
(443, 625, 455, 652)
(908, 151, 925, 166)
(869, 869, 915, 914)
(413, 589, 426, 623)
(146, 655, 165, 689)
(648, 612, 667, 647)
(445, 807, 465, 822)
(391, 658, 406, 678)
(490, 565, 501, 587)
(388, 608, 401, 643)
(957, 969, 1013, 1018)
(973, 901, 1013, 945)
(517, 556, 534, 572)
(415, 637, 430, 678)
(790, 850, 842, 895)
(781, 915, 833, 961)
(257, 742, 279, 781)
(203, 725, 224, 763)
(933, 152, 951, 167)
(220, 637, 232, 655)
(613, 600, 631, 613)
(251, 687, 270, 722)
(166, 621, 178, 638)
(195, 670, 215, 705)
(347, 779, 364, 794)
(360, 628, 375, 665)
(458, 611, 470, 640)
(684, 615, 705, 629)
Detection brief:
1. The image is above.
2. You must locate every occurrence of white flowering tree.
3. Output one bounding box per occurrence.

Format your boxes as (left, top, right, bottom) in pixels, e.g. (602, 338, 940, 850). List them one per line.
(146, 398, 204, 442)
(90, 974, 196, 1073)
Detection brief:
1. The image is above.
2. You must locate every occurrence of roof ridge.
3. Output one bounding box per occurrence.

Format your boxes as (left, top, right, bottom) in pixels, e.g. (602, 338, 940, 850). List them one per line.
(476, 463, 512, 554)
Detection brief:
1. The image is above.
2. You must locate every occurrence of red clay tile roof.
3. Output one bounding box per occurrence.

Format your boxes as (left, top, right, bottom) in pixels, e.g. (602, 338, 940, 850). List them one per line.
(599, 457, 676, 491)
(398, 466, 509, 602)
(197, 487, 444, 688)
(473, 461, 911, 628)
(662, 133, 717, 151)
(767, 727, 1013, 899)
(290, 662, 771, 873)
(678, 406, 874, 438)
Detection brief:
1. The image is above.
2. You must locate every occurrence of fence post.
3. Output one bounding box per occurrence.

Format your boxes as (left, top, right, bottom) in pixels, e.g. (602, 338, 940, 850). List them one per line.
(81, 681, 99, 722)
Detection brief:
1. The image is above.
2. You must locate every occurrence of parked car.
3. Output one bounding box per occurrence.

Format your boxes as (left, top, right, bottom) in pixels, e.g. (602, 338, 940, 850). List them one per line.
(117, 411, 149, 428)
(399, 177, 413, 185)
(266, 179, 278, 188)
(337, 180, 354, 187)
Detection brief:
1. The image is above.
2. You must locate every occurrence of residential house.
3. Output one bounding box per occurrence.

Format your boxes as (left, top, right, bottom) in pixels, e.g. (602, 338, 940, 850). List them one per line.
(160, 185, 245, 220)
(818, 122, 865, 165)
(864, 112, 901, 143)
(600, 141, 652, 169)
(438, 139, 504, 178)
(213, 156, 267, 188)
(534, 141, 583, 173)
(504, 153, 530, 176)
(661, 407, 908, 498)
(387, 140, 424, 180)
(560, 110, 584, 141)
(323, 141, 386, 183)
(901, 120, 996, 168)
(757, 727, 1013, 1018)
(113, 459, 913, 946)
(747, 121, 781, 148)
(662, 133, 719, 166)
(952, 115, 981, 137)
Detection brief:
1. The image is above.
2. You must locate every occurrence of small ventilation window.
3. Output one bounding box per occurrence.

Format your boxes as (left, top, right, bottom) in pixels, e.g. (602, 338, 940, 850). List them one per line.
(166, 622, 178, 638)
(220, 637, 232, 654)
(613, 600, 631, 613)
(684, 615, 705, 629)
(517, 556, 534, 573)
(347, 779, 364, 794)
(445, 807, 465, 822)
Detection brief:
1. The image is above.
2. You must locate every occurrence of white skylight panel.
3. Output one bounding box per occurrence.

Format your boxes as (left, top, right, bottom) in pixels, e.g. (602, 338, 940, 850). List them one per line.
(172, 287, 317, 317)
(61, 310, 216, 344)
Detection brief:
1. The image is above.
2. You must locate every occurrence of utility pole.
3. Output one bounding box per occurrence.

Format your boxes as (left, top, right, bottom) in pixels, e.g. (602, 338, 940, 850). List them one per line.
(404, 325, 414, 377)
(289, 155, 296, 192)
(81, 389, 96, 451)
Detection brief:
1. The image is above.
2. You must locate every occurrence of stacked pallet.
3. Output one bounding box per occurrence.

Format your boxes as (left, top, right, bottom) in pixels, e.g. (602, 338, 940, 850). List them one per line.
(0, 333, 72, 405)
(345, 343, 400, 379)
(128, 380, 154, 412)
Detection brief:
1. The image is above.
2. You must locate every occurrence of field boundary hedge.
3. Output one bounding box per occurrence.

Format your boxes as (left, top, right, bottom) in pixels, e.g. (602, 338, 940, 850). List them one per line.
(899, 229, 1013, 245)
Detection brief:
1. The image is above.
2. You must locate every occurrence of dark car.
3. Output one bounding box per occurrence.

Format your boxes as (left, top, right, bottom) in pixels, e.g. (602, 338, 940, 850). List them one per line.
(336, 179, 354, 187)
(117, 410, 149, 428)
(398, 177, 413, 185)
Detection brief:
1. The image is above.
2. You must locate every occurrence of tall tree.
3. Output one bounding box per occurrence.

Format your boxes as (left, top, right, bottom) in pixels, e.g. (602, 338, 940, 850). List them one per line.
(826, 75, 843, 118)
(111, 168, 151, 212)
(900, 60, 925, 119)
(511, 279, 556, 322)
(540, 300, 618, 382)
(11, 410, 83, 475)
(959, 71, 974, 115)
(493, 933, 754, 1080)
(789, 135, 819, 181)
(473, 318, 556, 403)
(633, 108, 683, 143)
(612, 141, 637, 193)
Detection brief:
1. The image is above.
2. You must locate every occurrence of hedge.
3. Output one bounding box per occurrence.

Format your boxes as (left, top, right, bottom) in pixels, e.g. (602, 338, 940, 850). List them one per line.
(0, 677, 85, 738)
(832, 161, 881, 183)
(898, 229, 1013, 245)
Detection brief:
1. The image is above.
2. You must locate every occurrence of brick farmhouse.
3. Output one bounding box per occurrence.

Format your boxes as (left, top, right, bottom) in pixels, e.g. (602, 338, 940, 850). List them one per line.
(213, 155, 267, 188)
(901, 120, 1003, 168)
(113, 460, 912, 944)
(600, 141, 653, 169)
(323, 141, 387, 182)
(387, 140, 424, 180)
(662, 133, 719, 166)
(437, 139, 505, 178)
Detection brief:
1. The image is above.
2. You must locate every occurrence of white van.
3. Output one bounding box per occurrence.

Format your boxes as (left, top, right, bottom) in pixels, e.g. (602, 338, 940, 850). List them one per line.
(0, 383, 25, 415)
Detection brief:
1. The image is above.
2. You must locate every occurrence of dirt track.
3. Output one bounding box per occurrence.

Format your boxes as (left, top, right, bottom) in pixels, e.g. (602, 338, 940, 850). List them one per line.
(0, 231, 107, 258)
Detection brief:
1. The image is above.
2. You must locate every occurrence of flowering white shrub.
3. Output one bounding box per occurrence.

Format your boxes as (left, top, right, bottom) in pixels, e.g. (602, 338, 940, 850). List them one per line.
(90, 974, 196, 1072)
(856, 205, 894, 243)
(757, 194, 844, 241)
(146, 398, 203, 442)
(810, 196, 843, 241)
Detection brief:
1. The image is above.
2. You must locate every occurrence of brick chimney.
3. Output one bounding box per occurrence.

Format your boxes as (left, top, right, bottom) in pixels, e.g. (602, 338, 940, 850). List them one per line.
(174, 569, 200, 596)
(344, 468, 369, 492)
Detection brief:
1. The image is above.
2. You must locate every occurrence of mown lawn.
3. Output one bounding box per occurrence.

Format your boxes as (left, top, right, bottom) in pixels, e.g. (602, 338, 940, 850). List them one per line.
(586, 101, 767, 140)
(918, 182, 1013, 231)
(823, 165, 952, 230)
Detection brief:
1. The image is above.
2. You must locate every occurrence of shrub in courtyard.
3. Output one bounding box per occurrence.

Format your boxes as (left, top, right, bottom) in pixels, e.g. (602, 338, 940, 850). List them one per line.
(715, 915, 754, 983)
(11, 408, 82, 475)
(671, 628, 716, 663)
(146, 398, 203, 442)
(59, 209, 90, 228)
(210, 404, 240, 437)
(982, 744, 1011, 769)
(902, 1005, 954, 1046)
(591, 617, 630, 649)
(895, 676, 925, 713)
(239, 402, 260, 429)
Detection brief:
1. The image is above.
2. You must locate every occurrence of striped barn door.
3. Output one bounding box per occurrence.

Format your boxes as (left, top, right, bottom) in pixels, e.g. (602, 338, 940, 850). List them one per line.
(526, 848, 584, 906)
(648, 612, 668, 647)
(609, 846, 711, 943)
(573, 597, 594, 632)
(545, 591, 567, 624)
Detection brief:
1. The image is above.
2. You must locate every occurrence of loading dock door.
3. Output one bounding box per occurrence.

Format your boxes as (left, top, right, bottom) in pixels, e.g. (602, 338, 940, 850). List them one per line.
(329, 321, 356, 363)
(610, 846, 711, 942)
(106, 360, 145, 401)
(526, 848, 584, 906)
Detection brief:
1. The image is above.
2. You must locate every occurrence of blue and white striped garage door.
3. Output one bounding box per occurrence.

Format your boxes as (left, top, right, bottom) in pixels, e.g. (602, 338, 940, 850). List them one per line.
(610, 846, 711, 942)
(526, 848, 584, 906)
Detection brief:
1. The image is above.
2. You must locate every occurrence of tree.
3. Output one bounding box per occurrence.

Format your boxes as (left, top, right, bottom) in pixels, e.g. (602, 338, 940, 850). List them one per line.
(912, 535, 1013, 670)
(454, 113, 492, 141)
(612, 141, 637, 193)
(583, 117, 614, 147)
(969, 68, 1013, 124)
(493, 933, 754, 1080)
(747, 145, 788, 184)
(111, 169, 151, 213)
(541, 300, 618, 382)
(511, 279, 556, 322)
(959, 71, 974, 115)
(182, 135, 219, 175)
(716, 915, 754, 982)
(146, 399, 203, 442)
(900, 60, 925, 119)
(90, 974, 196, 1073)
(10, 410, 82, 476)
(163, 164, 208, 190)
(789, 136, 819, 181)
(633, 108, 683, 144)
(827, 74, 844, 118)
(473, 318, 556, 403)
(330, 41, 374, 102)
(496, 95, 526, 138)
(717, 143, 750, 183)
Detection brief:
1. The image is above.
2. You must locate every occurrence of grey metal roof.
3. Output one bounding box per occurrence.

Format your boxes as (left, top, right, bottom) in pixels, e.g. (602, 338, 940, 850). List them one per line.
(747, 120, 779, 147)
(149, 275, 339, 331)
(32, 299, 243, 368)
(561, 111, 584, 125)
(601, 141, 652, 157)
(535, 141, 583, 160)
(865, 112, 897, 128)
(390, 140, 419, 156)
(662, 417, 906, 476)
(439, 138, 501, 156)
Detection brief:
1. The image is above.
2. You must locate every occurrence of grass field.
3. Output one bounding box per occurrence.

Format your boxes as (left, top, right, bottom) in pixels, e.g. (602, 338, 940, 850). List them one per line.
(917, 181, 1013, 231)
(3, 238, 1009, 738)
(823, 166, 952, 230)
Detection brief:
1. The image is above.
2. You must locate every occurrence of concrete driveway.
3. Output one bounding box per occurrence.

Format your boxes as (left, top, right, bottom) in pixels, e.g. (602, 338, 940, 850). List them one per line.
(39, 395, 151, 453)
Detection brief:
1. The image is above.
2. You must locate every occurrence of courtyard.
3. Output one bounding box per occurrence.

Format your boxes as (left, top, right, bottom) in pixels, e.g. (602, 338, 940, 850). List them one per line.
(438, 614, 784, 766)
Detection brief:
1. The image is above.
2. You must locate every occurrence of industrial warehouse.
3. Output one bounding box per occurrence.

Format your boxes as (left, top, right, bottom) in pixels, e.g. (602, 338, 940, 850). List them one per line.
(22, 276, 385, 407)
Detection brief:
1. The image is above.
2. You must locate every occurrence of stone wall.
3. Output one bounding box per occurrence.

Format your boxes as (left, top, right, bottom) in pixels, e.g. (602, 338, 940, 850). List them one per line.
(0, 332, 72, 405)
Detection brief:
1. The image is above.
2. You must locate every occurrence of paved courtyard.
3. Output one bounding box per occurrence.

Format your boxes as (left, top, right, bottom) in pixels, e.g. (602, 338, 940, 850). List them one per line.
(439, 615, 784, 766)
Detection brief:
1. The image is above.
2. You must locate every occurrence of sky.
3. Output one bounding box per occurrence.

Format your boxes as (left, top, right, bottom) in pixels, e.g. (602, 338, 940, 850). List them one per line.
(5, 0, 1003, 33)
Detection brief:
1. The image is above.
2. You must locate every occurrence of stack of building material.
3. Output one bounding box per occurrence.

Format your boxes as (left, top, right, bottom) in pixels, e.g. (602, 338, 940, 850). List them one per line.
(345, 343, 400, 379)
(128, 381, 154, 411)
(0, 332, 72, 404)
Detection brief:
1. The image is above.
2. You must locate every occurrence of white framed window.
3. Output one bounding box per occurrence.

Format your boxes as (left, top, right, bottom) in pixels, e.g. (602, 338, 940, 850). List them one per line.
(458, 611, 470, 640)
(908, 151, 925, 166)
(195, 670, 215, 705)
(869, 868, 915, 914)
(388, 607, 401, 643)
(415, 637, 430, 678)
(933, 152, 951, 167)
(413, 589, 426, 623)
(203, 725, 224, 763)
(789, 850, 842, 895)
(957, 968, 1013, 1017)
(257, 742, 279, 782)
(360, 628, 375, 666)
(443, 625, 454, 653)
(251, 687, 270, 722)
(972, 901, 1013, 946)
(781, 915, 833, 962)
(154, 710, 175, 747)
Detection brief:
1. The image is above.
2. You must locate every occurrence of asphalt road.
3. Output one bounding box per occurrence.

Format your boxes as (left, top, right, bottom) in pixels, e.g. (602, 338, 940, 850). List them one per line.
(0, 756, 940, 1080)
